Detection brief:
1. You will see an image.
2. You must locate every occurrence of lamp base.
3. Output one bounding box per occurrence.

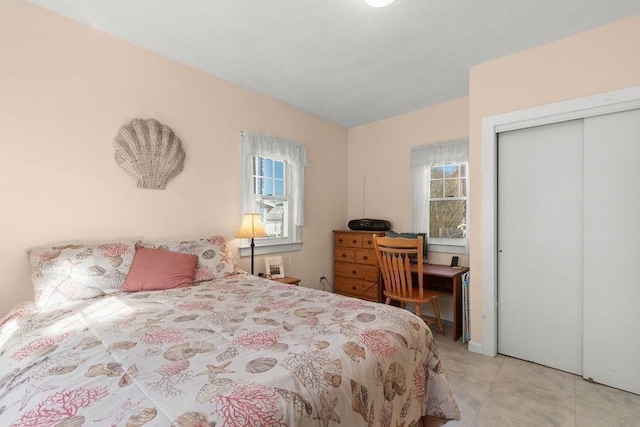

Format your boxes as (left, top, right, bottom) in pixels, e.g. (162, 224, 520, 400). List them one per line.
(250, 237, 255, 275)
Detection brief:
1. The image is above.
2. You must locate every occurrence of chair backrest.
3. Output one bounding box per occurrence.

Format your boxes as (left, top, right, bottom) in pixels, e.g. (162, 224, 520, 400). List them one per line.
(373, 235, 424, 299)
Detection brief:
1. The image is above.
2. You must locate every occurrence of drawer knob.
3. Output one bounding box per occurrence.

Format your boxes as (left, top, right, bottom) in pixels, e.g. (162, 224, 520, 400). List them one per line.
(352, 286, 356, 291)
(352, 239, 357, 244)
(367, 240, 372, 244)
(352, 270, 356, 275)
(363, 256, 368, 260)
(338, 238, 343, 243)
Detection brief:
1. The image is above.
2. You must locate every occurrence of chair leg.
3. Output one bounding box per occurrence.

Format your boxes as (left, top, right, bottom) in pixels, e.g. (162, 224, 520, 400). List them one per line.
(385, 297, 391, 305)
(431, 298, 444, 335)
(414, 303, 421, 318)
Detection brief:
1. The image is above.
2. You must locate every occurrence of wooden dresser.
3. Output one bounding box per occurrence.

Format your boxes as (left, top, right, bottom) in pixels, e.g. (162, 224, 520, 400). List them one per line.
(333, 230, 384, 302)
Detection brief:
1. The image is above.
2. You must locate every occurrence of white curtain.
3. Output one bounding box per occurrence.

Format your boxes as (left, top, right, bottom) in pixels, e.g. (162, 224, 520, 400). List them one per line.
(410, 139, 468, 233)
(240, 130, 307, 226)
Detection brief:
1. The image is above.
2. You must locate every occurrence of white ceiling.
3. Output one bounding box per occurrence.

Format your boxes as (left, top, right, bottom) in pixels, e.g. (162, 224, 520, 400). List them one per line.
(26, 0, 640, 127)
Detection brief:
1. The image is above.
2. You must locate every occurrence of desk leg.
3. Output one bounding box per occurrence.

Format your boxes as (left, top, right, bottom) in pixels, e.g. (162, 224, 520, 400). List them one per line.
(452, 275, 462, 341)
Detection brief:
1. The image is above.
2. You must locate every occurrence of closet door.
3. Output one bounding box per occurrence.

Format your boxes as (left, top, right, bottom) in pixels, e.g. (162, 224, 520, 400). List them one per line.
(583, 108, 640, 394)
(497, 119, 584, 375)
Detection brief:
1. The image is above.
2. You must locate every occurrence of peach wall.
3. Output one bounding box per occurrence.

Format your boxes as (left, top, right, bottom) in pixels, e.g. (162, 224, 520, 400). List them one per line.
(4, 1, 639, 337)
(347, 98, 470, 320)
(468, 14, 640, 346)
(0, 0, 348, 317)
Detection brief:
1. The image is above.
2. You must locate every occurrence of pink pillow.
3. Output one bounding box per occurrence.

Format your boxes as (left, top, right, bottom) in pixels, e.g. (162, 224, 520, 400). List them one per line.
(121, 247, 198, 292)
(140, 236, 240, 282)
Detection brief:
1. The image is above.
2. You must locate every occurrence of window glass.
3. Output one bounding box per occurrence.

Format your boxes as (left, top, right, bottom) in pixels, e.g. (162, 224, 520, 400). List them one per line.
(430, 165, 443, 179)
(430, 181, 443, 198)
(274, 180, 284, 197)
(429, 200, 466, 239)
(274, 161, 284, 179)
(429, 162, 467, 241)
(444, 179, 459, 197)
(444, 164, 458, 178)
(253, 157, 288, 238)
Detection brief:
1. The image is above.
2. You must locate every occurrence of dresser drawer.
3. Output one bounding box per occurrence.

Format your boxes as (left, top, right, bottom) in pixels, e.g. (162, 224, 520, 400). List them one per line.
(336, 248, 376, 265)
(335, 277, 380, 302)
(361, 235, 377, 249)
(335, 262, 379, 281)
(334, 248, 355, 263)
(335, 233, 363, 248)
(354, 249, 377, 265)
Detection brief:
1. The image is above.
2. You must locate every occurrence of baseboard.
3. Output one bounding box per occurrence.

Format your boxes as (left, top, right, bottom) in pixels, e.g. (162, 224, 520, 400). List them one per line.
(467, 340, 484, 354)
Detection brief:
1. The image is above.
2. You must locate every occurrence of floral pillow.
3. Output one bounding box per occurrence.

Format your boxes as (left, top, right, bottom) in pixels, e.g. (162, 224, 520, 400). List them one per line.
(27, 241, 137, 308)
(143, 235, 240, 282)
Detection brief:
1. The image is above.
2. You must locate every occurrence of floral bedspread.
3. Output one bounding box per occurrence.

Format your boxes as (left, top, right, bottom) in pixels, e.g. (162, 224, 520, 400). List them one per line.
(0, 274, 459, 426)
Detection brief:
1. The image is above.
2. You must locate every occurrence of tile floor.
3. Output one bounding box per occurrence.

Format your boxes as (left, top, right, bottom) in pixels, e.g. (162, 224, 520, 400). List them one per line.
(433, 322, 640, 426)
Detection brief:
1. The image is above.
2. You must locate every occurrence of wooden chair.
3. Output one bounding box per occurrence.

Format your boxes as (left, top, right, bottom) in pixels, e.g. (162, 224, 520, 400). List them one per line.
(373, 235, 444, 335)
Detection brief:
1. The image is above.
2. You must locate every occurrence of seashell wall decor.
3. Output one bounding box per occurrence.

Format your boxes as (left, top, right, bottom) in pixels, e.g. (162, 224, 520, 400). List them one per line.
(114, 118, 186, 189)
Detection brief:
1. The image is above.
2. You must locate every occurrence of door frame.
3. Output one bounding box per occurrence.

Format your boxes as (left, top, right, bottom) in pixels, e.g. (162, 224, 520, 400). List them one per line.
(479, 84, 640, 357)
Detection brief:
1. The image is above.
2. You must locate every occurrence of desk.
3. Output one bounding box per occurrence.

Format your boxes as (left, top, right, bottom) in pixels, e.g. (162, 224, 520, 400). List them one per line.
(411, 264, 469, 341)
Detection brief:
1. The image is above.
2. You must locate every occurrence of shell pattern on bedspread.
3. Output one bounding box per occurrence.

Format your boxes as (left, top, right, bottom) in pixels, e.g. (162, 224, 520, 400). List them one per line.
(114, 118, 185, 189)
(0, 275, 461, 426)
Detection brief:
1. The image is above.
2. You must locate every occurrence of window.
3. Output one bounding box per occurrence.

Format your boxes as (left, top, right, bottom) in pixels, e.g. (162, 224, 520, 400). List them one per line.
(411, 140, 468, 252)
(240, 131, 306, 255)
(429, 163, 467, 239)
(252, 157, 288, 238)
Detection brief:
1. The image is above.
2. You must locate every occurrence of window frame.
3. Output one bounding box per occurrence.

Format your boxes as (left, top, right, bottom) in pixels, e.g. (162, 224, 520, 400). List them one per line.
(251, 156, 288, 243)
(251, 155, 294, 244)
(239, 131, 306, 256)
(428, 162, 467, 247)
(411, 140, 469, 254)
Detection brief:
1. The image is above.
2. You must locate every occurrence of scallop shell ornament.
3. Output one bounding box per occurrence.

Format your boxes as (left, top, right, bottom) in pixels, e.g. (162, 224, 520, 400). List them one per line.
(114, 118, 185, 189)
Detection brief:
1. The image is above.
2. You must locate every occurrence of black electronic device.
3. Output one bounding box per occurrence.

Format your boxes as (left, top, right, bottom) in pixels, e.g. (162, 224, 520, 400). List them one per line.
(384, 231, 428, 263)
(348, 218, 391, 231)
(450, 256, 459, 267)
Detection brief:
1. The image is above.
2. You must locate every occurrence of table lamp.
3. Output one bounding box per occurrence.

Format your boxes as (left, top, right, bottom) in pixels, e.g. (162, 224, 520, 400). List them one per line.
(235, 213, 269, 275)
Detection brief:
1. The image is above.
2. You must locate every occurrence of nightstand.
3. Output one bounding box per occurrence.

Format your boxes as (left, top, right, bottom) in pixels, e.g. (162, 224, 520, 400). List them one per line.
(272, 276, 300, 286)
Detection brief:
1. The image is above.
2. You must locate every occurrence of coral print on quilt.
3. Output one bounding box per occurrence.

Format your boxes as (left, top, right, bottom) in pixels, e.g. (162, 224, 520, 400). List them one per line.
(0, 274, 459, 426)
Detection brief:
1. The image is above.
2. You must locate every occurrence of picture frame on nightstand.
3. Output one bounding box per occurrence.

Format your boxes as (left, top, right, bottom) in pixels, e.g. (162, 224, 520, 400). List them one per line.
(265, 256, 284, 278)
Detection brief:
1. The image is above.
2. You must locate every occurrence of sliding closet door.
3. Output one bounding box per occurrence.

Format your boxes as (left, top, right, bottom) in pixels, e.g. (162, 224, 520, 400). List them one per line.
(497, 119, 584, 375)
(583, 108, 640, 394)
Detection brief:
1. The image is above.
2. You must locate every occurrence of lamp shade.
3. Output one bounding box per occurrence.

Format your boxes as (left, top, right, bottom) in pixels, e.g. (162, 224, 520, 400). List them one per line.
(235, 213, 269, 238)
(364, 0, 394, 7)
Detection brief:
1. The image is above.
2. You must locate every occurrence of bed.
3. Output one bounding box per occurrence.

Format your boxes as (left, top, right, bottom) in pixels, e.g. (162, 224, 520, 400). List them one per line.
(0, 236, 459, 426)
